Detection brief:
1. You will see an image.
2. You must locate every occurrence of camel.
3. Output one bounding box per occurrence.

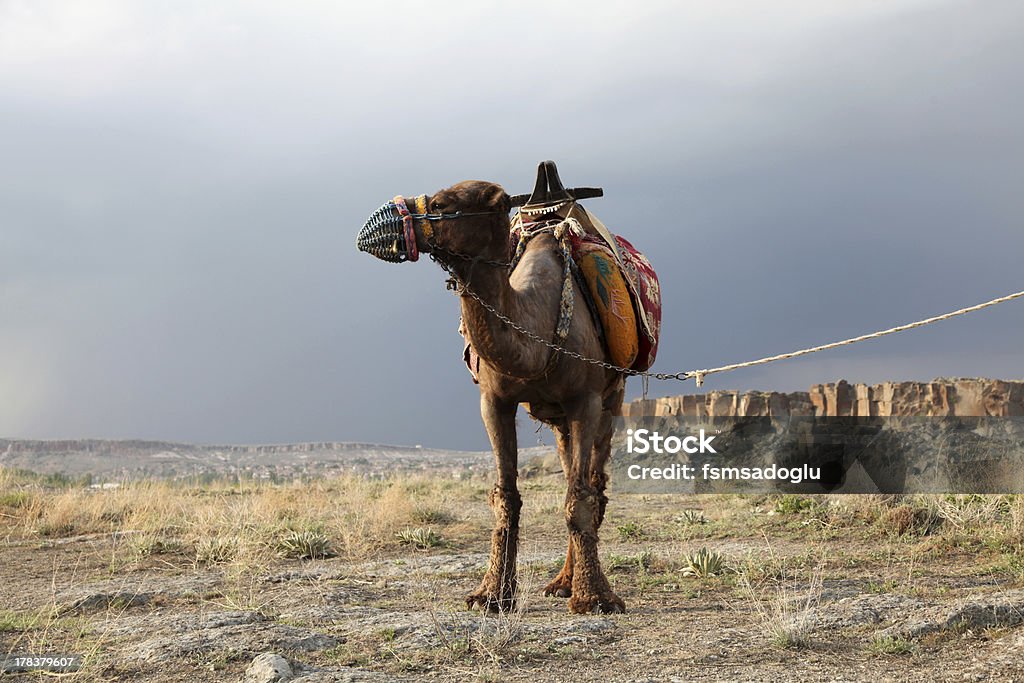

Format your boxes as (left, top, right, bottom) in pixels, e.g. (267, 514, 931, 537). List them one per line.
(359, 180, 626, 614)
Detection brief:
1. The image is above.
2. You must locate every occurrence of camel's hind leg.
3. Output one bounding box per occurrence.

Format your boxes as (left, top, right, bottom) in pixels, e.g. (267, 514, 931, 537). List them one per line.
(545, 380, 621, 600)
(564, 393, 625, 614)
(544, 424, 574, 598)
(591, 381, 624, 532)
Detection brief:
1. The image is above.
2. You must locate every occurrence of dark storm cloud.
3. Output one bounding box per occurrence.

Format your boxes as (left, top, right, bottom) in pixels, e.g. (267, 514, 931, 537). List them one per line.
(1, 1, 1021, 449)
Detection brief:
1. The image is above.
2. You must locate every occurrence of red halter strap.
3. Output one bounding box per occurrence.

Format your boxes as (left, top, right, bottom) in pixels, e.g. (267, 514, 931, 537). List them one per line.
(391, 195, 418, 263)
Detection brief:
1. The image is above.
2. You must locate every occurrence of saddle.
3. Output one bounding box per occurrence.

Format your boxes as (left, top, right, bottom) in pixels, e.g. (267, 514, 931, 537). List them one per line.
(462, 161, 662, 381)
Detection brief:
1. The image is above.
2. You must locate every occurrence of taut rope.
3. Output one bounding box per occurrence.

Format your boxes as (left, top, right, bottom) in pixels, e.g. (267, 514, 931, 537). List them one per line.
(679, 288, 1024, 387)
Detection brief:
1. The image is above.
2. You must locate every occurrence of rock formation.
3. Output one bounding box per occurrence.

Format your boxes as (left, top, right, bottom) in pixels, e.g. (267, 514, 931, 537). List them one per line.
(622, 378, 1024, 418)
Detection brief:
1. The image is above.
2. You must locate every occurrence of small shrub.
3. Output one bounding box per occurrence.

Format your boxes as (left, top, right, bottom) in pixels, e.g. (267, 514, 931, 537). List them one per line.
(195, 537, 239, 565)
(878, 504, 941, 536)
(128, 535, 187, 558)
(775, 495, 816, 514)
(1005, 550, 1024, 581)
(395, 527, 443, 549)
(682, 547, 728, 577)
(276, 530, 334, 560)
(869, 634, 916, 655)
(674, 510, 707, 525)
(100, 506, 131, 525)
(0, 609, 39, 633)
(616, 521, 646, 541)
(866, 580, 898, 594)
(411, 505, 456, 525)
(35, 521, 76, 537)
(607, 550, 654, 571)
(771, 618, 814, 649)
(0, 491, 32, 508)
(933, 495, 1009, 530)
(734, 553, 801, 582)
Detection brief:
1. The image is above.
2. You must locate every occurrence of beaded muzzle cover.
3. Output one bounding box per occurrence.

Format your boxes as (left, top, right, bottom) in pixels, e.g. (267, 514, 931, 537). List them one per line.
(356, 194, 428, 263)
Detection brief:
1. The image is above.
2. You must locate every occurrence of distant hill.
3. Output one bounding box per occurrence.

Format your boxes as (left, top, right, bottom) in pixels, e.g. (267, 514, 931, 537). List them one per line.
(0, 439, 553, 481)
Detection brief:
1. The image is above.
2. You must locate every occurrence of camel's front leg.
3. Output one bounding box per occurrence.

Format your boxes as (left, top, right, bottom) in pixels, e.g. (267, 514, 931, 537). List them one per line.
(466, 392, 521, 613)
(564, 395, 625, 614)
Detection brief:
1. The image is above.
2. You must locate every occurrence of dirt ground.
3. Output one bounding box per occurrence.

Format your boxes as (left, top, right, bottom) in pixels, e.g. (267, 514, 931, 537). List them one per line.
(1, 475, 1023, 682)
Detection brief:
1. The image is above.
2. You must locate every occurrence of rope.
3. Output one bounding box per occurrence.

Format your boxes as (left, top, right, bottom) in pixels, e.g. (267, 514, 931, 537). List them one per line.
(680, 288, 1024, 387)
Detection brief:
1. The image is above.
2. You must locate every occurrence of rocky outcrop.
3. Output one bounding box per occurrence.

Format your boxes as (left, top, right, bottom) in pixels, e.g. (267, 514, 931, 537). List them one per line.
(874, 589, 1024, 641)
(622, 378, 1024, 418)
(243, 654, 293, 683)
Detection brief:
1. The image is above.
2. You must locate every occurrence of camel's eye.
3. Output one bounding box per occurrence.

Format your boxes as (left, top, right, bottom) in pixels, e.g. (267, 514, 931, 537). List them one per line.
(430, 193, 460, 213)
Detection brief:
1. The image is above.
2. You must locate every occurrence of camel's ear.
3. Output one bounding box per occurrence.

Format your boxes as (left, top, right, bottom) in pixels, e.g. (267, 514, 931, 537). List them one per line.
(484, 185, 511, 214)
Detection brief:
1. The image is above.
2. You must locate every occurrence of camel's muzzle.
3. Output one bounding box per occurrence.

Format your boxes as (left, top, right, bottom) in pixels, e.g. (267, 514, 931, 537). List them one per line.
(356, 195, 425, 263)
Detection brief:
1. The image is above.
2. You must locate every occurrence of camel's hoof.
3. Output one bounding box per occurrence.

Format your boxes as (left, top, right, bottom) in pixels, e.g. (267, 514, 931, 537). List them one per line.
(596, 599, 626, 614)
(543, 577, 573, 598)
(465, 591, 515, 613)
(568, 592, 626, 614)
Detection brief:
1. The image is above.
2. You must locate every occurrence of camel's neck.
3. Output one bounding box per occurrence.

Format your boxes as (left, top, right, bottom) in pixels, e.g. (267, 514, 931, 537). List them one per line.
(449, 237, 557, 378)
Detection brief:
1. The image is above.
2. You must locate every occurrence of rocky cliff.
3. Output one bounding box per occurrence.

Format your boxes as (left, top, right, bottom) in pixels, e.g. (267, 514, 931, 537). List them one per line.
(622, 378, 1024, 418)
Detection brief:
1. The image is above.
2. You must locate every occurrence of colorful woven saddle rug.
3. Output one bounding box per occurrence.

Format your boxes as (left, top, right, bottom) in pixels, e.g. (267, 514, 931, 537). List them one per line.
(570, 229, 661, 372)
(461, 203, 661, 381)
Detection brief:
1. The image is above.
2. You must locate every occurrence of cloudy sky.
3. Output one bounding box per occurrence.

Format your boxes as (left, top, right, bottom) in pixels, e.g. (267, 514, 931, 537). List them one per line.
(2, 0, 1021, 450)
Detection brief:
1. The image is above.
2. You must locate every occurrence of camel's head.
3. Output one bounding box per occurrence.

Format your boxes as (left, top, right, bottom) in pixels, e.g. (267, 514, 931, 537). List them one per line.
(357, 181, 511, 264)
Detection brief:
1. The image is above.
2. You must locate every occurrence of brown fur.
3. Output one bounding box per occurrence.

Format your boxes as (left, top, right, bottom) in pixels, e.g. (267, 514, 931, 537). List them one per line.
(412, 181, 626, 614)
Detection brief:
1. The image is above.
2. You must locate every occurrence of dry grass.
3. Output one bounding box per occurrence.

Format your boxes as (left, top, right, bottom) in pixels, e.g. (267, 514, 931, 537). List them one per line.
(425, 561, 541, 675)
(0, 469, 477, 558)
(738, 559, 824, 650)
(932, 495, 1011, 530)
(0, 560, 135, 680)
(0, 469, 499, 677)
(5, 467, 1024, 679)
(4, 469, 1024, 571)
(1010, 496, 1024, 536)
